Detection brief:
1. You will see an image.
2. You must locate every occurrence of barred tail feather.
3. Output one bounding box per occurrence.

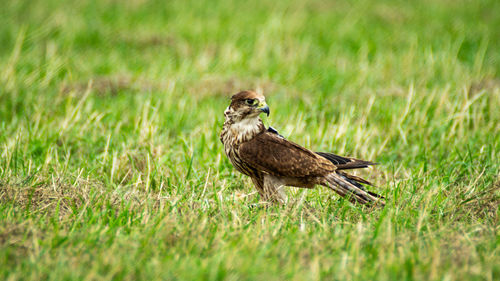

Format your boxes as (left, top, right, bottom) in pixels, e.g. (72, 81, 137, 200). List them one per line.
(325, 172, 385, 207)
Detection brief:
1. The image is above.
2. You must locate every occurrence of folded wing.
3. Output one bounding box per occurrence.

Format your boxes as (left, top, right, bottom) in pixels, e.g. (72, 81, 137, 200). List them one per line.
(315, 152, 377, 170)
(238, 132, 335, 178)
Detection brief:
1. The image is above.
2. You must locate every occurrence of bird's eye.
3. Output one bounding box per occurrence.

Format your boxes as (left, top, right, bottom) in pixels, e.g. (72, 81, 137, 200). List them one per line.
(245, 99, 257, 106)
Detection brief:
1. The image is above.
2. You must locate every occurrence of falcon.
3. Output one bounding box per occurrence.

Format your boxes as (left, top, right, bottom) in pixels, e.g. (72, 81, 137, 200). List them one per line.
(220, 90, 385, 207)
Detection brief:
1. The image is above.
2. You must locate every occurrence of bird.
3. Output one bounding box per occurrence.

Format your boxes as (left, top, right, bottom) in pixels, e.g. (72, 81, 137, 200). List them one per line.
(220, 90, 385, 207)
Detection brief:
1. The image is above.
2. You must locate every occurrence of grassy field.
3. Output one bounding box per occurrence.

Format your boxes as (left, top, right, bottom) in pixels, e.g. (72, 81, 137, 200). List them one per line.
(1, 0, 499, 280)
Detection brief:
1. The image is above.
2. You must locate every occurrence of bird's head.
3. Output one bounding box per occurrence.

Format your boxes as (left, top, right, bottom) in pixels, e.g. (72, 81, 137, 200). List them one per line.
(224, 90, 270, 122)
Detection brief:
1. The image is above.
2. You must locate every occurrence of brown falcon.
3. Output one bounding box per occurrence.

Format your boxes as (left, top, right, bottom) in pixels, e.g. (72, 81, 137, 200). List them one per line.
(220, 90, 385, 206)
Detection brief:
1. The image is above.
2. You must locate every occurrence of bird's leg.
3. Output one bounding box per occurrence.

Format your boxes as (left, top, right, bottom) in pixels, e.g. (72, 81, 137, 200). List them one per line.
(263, 175, 288, 205)
(250, 177, 266, 197)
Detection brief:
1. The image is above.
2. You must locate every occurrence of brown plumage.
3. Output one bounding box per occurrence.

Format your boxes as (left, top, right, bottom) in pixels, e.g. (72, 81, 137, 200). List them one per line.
(220, 90, 384, 207)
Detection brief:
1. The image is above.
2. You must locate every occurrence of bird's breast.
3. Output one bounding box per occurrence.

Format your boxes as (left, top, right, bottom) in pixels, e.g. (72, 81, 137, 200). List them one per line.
(220, 124, 258, 177)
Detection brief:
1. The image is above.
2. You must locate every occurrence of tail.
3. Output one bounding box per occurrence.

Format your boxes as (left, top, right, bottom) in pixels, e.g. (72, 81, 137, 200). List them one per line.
(325, 172, 385, 207)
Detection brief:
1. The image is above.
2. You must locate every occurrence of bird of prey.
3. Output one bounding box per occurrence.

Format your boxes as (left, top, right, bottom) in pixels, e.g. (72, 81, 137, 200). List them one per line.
(220, 90, 385, 207)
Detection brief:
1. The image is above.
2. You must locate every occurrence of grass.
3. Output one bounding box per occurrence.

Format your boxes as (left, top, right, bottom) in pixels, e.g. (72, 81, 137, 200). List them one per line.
(1, 0, 499, 280)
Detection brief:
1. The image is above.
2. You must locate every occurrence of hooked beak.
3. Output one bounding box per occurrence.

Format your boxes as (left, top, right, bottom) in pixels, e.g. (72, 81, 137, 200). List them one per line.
(258, 103, 270, 116)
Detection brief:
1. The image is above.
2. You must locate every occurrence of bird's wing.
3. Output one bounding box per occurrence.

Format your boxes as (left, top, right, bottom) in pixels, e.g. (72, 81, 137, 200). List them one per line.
(315, 152, 377, 170)
(238, 131, 335, 178)
(266, 125, 376, 170)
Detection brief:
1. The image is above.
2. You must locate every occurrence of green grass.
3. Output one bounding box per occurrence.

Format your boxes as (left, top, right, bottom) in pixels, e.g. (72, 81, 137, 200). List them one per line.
(1, 0, 499, 280)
